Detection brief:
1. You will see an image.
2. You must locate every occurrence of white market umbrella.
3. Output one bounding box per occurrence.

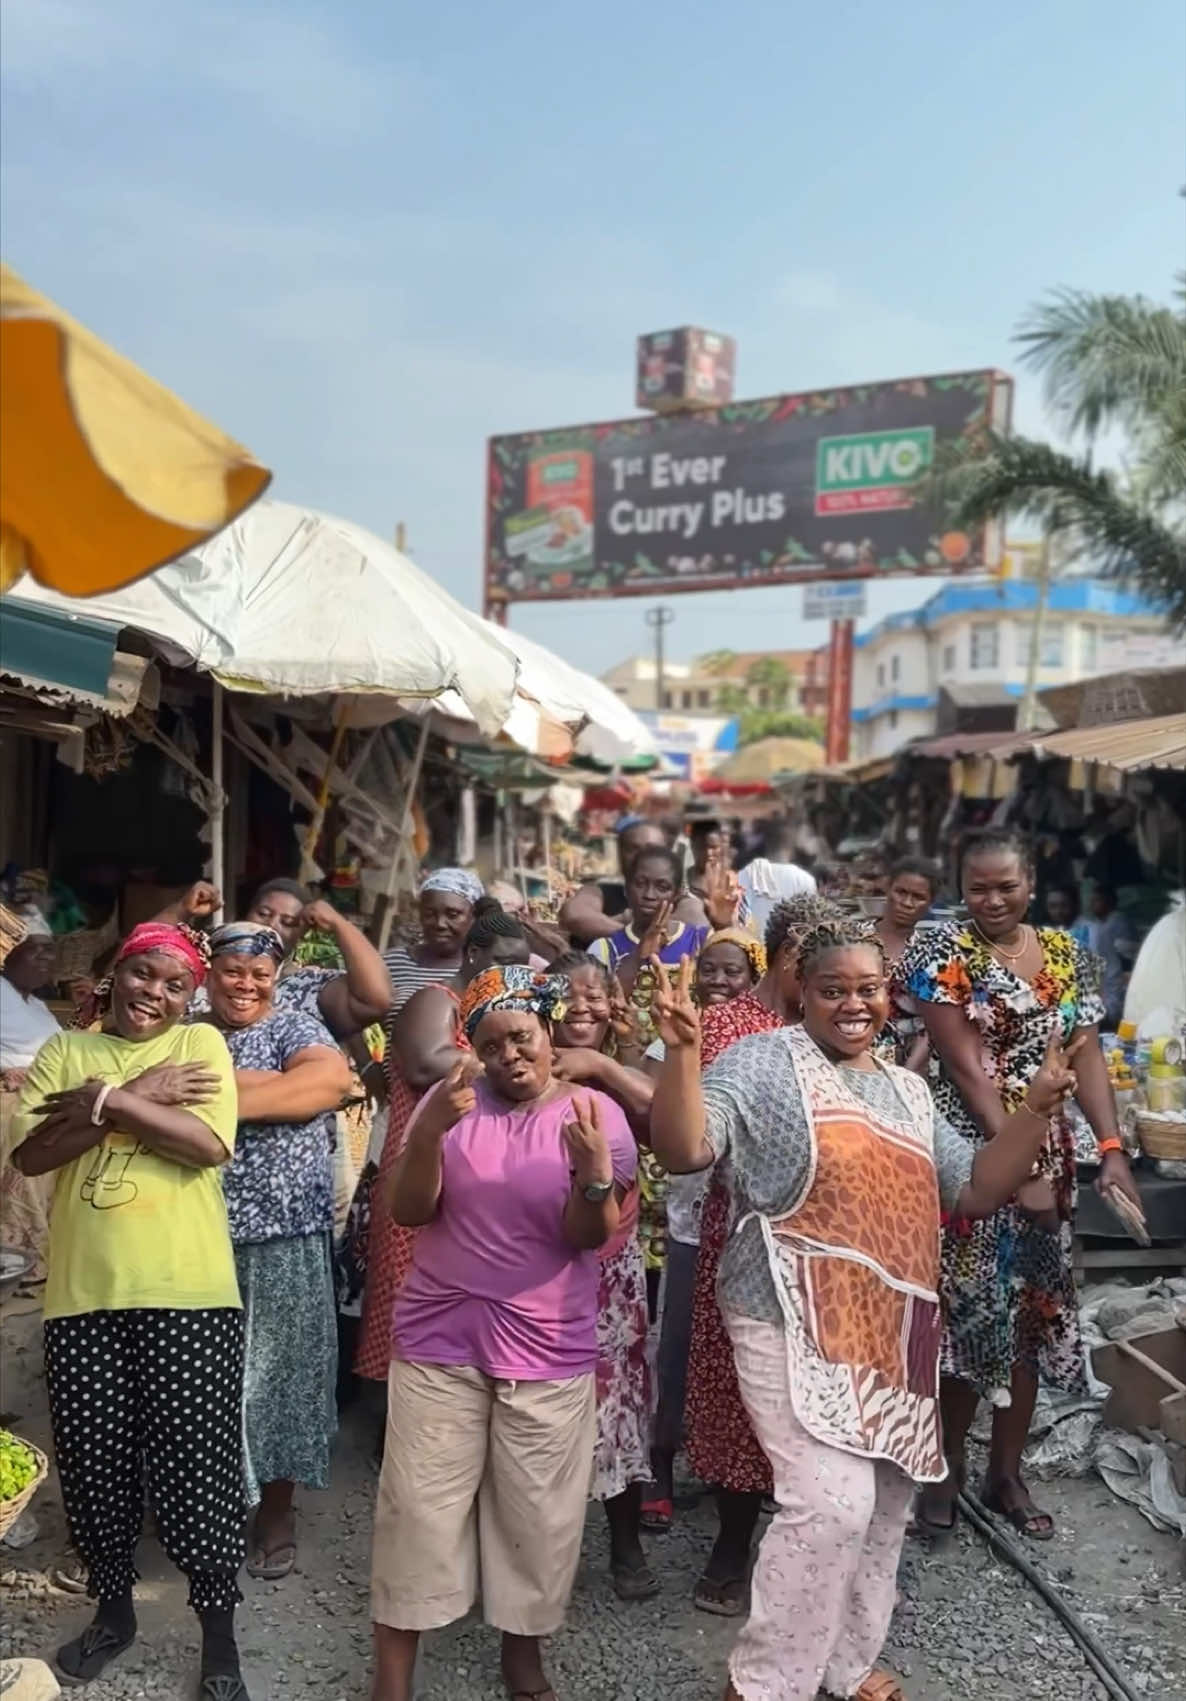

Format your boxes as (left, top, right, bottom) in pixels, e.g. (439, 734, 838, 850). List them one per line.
(6, 499, 520, 737)
(394, 619, 659, 765)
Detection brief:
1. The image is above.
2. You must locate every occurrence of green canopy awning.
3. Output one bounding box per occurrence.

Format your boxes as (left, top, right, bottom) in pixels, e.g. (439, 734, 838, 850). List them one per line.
(1, 597, 123, 698)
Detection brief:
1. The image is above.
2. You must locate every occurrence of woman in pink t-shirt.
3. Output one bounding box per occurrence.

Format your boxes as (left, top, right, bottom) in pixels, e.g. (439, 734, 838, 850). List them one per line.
(370, 965, 637, 1701)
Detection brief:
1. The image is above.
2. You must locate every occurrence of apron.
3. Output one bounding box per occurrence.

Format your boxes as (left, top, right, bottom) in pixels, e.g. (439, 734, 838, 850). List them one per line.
(747, 1030, 946, 1483)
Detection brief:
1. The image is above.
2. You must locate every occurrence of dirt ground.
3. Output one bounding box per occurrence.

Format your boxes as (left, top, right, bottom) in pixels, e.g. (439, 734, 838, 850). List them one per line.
(3, 1302, 1184, 1701)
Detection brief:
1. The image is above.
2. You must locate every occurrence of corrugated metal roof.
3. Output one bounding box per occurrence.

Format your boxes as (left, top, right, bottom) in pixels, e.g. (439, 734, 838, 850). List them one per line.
(1024, 713, 1186, 772)
(909, 729, 1036, 760)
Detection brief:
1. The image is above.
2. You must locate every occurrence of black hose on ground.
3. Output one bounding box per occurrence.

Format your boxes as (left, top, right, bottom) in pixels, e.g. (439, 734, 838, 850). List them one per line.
(957, 1489, 1142, 1701)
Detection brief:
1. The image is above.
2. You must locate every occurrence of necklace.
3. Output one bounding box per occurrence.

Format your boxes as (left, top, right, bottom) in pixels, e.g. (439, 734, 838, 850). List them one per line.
(973, 920, 1030, 961)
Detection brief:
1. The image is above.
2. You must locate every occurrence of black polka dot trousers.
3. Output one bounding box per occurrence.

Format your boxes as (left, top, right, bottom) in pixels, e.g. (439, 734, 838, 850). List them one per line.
(44, 1308, 247, 1613)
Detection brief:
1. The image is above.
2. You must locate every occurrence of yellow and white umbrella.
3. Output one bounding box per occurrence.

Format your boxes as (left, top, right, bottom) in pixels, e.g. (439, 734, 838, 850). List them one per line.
(0, 263, 270, 595)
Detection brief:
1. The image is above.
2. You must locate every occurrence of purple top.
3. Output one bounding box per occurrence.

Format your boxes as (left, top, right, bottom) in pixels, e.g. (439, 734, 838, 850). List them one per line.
(393, 1080, 637, 1380)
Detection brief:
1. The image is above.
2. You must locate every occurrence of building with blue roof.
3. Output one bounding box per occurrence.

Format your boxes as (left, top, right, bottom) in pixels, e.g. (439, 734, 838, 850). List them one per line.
(852, 577, 1174, 760)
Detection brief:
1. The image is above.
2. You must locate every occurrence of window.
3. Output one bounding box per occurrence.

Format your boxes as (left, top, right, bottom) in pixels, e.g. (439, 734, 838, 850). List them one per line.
(1015, 623, 1065, 667)
(888, 710, 899, 730)
(680, 690, 692, 709)
(697, 690, 711, 708)
(661, 690, 673, 709)
(758, 688, 770, 708)
(970, 622, 999, 670)
(1080, 625, 1098, 671)
(942, 644, 956, 673)
(891, 654, 901, 682)
(876, 662, 886, 688)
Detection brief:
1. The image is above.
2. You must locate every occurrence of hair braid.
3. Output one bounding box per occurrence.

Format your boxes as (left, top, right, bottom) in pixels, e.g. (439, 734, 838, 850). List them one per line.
(794, 916, 887, 982)
(764, 893, 844, 960)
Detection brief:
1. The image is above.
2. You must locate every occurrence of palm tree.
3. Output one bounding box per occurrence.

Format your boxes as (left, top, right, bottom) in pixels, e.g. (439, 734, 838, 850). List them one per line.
(928, 284, 1186, 628)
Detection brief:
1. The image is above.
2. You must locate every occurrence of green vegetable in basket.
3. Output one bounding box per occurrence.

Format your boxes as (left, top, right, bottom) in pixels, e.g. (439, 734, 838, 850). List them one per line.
(0, 1429, 39, 1501)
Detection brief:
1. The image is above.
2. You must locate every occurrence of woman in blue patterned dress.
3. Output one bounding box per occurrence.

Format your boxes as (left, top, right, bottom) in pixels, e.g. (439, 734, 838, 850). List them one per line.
(204, 923, 352, 1579)
(901, 829, 1139, 1539)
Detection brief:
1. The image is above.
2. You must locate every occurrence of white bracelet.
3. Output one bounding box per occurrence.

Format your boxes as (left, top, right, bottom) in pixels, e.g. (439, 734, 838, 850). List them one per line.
(91, 1083, 114, 1126)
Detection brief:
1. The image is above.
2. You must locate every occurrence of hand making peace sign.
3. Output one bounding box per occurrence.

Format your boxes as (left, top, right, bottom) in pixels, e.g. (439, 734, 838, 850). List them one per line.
(650, 955, 701, 1051)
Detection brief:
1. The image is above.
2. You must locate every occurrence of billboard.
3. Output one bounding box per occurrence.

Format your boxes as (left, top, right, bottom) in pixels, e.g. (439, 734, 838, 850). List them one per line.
(485, 369, 1012, 611)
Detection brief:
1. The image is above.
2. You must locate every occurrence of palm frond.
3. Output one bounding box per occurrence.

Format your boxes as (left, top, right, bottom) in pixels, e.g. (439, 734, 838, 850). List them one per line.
(1015, 288, 1186, 443)
(922, 432, 1186, 631)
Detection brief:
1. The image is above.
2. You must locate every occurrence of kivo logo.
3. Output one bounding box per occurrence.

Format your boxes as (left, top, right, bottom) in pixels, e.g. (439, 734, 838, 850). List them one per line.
(815, 427, 934, 515)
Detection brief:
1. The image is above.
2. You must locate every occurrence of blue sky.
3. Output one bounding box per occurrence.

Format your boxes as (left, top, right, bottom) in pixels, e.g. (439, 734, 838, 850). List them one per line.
(3, 0, 1183, 676)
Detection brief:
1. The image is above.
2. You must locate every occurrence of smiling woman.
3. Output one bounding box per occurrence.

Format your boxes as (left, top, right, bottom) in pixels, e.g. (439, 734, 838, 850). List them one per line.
(11, 923, 250, 1697)
(204, 922, 352, 1584)
(647, 920, 1087, 1701)
(370, 963, 638, 1701)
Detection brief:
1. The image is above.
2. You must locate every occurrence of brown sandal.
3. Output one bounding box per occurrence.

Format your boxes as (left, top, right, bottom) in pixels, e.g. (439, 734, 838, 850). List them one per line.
(853, 1672, 907, 1700)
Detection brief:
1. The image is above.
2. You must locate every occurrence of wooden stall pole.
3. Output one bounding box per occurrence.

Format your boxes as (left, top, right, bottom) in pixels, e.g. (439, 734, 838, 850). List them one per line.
(376, 718, 430, 953)
(210, 682, 226, 923)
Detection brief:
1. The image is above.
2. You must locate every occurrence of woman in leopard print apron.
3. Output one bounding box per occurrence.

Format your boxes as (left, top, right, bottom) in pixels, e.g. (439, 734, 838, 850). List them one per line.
(647, 919, 1083, 1701)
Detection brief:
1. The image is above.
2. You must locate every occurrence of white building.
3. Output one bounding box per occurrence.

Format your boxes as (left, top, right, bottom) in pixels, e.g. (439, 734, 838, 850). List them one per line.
(851, 579, 1175, 760)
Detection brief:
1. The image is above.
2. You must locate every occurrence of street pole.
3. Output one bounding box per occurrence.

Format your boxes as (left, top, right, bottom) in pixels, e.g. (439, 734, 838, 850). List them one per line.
(1018, 531, 1053, 732)
(824, 618, 855, 766)
(646, 605, 674, 711)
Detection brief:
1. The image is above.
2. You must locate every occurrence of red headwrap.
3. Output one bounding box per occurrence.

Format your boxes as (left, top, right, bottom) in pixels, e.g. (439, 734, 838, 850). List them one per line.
(115, 922, 210, 986)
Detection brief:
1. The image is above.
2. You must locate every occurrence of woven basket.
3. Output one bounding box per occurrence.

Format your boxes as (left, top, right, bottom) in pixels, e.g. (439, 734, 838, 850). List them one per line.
(1135, 1112, 1186, 1163)
(0, 1438, 48, 1540)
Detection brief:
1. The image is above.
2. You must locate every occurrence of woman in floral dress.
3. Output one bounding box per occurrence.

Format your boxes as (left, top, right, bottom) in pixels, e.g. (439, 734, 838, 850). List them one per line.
(902, 829, 1140, 1538)
(548, 952, 658, 1600)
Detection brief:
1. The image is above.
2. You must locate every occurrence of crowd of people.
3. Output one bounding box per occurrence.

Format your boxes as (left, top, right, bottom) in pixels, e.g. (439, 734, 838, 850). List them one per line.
(3, 812, 1150, 1701)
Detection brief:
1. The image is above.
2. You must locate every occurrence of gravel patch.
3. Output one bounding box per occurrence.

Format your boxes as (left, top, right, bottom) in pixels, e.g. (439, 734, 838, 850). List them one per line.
(3, 1306, 1183, 1700)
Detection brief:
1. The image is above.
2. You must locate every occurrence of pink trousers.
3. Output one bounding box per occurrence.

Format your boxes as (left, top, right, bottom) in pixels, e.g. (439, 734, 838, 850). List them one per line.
(725, 1313, 913, 1701)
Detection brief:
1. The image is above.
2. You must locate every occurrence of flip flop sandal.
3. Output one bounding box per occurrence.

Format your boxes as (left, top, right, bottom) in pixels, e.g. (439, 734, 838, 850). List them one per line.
(639, 1496, 673, 1532)
(56, 1622, 137, 1685)
(693, 1572, 748, 1617)
(201, 1678, 251, 1701)
(981, 1486, 1055, 1541)
(50, 1553, 89, 1595)
(245, 1541, 297, 1580)
(611, 1559, 661, 1601)
(854, 1672, 908, 1700)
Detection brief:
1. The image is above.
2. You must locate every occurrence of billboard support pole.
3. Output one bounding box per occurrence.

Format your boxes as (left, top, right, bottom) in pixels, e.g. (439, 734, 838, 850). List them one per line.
(824, 618, 854, 767)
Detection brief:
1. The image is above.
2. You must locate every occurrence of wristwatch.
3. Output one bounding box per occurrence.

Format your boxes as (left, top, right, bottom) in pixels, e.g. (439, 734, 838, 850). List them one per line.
(581, 1179, 614, 1203)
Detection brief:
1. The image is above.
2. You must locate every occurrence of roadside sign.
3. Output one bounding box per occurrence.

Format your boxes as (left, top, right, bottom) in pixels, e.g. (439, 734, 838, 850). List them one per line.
(803, 581, 868, 622)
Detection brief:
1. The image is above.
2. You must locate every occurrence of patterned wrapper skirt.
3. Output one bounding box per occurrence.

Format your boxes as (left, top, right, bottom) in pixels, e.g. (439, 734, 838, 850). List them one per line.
(355, 1075, 421, 1381)
(590, 1232, 653, 1502)
(684, 1178, 773, 1496)
(235, 1232, 338, 1504)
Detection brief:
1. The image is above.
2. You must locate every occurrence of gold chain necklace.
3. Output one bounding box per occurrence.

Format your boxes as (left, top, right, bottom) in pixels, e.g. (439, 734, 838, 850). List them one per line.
(973, 920, 1031, 961)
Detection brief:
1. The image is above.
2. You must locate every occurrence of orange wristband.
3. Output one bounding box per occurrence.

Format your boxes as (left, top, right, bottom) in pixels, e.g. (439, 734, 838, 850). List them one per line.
(1096, 1137, 1124, 1156)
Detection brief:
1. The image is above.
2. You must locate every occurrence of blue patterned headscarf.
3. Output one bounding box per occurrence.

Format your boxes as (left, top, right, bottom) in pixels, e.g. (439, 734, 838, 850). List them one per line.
(208, 921, 286, 965)
(419, 868, 484, 905)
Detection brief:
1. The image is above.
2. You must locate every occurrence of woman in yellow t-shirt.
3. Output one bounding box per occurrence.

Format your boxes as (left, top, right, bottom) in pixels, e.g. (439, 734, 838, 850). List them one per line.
(12, 923, 249, 1700)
